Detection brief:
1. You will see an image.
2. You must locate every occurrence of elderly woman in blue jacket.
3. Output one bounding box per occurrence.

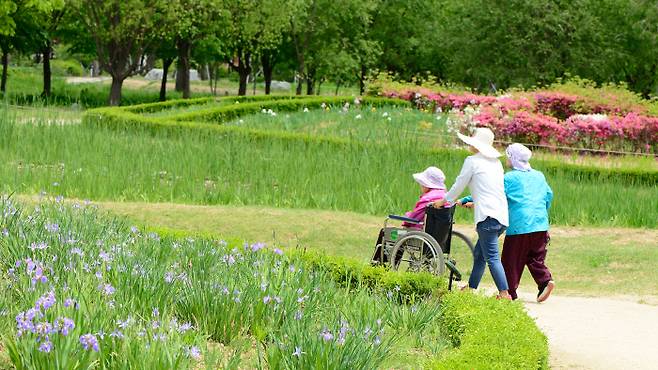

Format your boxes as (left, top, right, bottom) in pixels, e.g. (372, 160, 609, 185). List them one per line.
(501, 143, 555, 302)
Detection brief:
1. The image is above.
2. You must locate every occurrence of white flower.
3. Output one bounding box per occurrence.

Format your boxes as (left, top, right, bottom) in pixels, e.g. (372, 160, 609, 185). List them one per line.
(382, 112, 389, 117)
(387, 117, 392, 121)
(355, 114, 362, 119)
(571, 114, 608, 122)
(303, 107, 309, 113)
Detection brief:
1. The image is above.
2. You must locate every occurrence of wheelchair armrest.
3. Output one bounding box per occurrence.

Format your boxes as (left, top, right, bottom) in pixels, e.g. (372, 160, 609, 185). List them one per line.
(388, 214, 423, 224)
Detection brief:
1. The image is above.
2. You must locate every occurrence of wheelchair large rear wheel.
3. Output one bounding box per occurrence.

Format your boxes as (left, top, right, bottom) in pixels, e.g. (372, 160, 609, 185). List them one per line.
(390, 231, 445, 275)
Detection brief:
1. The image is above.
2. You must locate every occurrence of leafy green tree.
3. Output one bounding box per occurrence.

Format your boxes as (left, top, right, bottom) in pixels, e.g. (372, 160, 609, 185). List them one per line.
(0, 0, 64, 94)
(36, 0, 67, 97)
(167, 0, 225, 99)
(222, 0, 293, 96)
(437, 0, 621, 91)
(588, 0, 658, 96)
(71, 0, 161, 105)
(370, 0, 444, 82)
(193, 35, 227, 95)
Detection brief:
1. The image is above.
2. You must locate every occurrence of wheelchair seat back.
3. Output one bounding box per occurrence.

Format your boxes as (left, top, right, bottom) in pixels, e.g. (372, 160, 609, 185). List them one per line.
(424, 206, 455, 254)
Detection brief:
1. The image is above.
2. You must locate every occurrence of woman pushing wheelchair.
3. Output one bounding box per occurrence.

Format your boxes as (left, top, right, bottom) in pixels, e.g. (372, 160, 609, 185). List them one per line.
(432, 127, 513, 300)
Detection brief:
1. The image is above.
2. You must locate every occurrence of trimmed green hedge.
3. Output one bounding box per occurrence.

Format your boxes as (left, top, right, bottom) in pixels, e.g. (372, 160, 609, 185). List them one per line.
(434, 292, 549, 370)
(167, 96, 410, 122)
(123, 95, 306, 114)
(290, 249, 447, 300)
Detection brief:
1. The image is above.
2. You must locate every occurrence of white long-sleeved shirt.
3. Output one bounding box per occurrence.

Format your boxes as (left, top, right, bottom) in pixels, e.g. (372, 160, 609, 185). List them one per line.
(444, 153, 509, 226)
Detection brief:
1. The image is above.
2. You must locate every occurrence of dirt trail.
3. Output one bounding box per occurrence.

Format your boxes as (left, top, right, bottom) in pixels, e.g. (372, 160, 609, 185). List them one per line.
(518, 292, 658, 370)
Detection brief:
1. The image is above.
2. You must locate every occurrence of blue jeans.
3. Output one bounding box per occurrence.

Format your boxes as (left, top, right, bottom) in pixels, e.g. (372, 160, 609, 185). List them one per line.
(468, 217, 509, 291)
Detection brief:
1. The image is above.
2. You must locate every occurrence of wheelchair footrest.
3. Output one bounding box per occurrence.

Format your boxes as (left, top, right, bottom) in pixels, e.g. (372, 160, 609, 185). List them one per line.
(445, 259, 462, 281)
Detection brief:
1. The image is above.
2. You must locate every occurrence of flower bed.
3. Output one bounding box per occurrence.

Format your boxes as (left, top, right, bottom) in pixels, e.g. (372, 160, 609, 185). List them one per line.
(376, 83, 658, 154)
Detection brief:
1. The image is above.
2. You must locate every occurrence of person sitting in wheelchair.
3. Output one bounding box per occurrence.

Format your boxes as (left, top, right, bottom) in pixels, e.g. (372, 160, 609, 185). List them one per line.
(372, 166, 447, 265)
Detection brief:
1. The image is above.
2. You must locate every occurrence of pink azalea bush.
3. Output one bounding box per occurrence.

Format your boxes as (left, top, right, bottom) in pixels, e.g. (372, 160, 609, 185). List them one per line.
(377, 85, 658, 154)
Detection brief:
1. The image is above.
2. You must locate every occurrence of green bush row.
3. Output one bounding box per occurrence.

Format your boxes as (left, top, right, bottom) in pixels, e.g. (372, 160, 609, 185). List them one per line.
(433, 292, 549, 370)
(166, 96, 410, 123)
(289, 249, 448, 300)
(123, 94, 306, 114)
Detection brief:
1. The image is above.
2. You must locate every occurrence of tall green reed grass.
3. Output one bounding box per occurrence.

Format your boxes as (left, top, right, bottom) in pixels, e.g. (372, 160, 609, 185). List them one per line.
(0, 108, 655, 227)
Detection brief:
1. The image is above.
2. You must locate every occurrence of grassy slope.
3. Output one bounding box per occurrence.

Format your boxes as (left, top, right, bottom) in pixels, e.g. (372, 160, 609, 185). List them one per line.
(89, 199, 658, 298)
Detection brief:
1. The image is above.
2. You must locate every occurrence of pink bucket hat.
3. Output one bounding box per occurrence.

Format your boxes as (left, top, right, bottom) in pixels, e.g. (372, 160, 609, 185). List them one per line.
(413, 167, 446, 189)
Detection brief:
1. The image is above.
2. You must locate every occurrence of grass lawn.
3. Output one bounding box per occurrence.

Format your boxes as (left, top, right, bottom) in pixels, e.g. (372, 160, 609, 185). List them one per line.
(85, 199, 658, 299)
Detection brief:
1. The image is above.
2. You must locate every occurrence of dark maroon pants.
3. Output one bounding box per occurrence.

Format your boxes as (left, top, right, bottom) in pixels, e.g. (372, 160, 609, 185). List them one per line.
(502, 231, 552, 300)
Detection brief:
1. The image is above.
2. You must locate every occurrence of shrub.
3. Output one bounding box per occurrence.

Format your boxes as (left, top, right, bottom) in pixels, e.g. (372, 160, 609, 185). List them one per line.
(50, 59, 84, 77)
(433, 292, 549, 370)
(167, 96, 410, 123)
(371, 77, 658, 153)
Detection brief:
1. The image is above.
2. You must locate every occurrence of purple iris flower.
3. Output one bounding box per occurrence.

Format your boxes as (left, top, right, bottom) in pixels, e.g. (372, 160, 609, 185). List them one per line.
(38, 340, 54, 353)
(80, 334, 99, 351)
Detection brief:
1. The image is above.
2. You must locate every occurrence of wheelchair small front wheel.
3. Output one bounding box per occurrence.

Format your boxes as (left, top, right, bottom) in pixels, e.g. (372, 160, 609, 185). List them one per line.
(390, 231, 445, 275)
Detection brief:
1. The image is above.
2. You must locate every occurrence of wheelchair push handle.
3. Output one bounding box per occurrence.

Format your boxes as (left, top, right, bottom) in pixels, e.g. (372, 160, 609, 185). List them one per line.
(426, 202, 456, 210)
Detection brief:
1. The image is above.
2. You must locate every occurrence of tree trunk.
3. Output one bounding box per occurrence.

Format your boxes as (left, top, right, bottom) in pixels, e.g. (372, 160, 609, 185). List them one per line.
(159, 58, 174, 102)
(109, 76, 124, 106)
(91, 60, 100, 77)
(41, 42, 53, 98)
(198, 64, 209, 80)
(1, 51, 8, 94)
(296, 78, 303, 95)
(335, 82, 341, 96)
(306, 79, 314, 95)
(238, 71, 249, 96)
(295, 55, 305, 95)
(261, 53, 274, 95)
(176, 39, 192, 98)
(237, 51, 252, 96)
(145, 54, 156, 74)
(252, 71, 257, 95)
(359, 64, 367, 95)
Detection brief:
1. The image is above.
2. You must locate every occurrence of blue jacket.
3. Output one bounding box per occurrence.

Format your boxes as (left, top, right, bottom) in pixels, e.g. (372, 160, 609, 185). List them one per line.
(503, 169, 553, 235)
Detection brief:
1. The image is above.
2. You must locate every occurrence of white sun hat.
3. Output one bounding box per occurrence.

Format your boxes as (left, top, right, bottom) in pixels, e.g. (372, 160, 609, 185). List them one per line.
(412, 166, 446, 189)
(456, 127, 501, 158)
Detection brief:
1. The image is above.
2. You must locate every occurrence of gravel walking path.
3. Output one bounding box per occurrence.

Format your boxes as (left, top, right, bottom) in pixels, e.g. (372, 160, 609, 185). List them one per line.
(518, 292, 658, 370)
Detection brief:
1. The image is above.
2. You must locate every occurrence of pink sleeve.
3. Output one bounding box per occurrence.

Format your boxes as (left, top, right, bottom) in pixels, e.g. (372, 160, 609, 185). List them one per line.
(402, 190, 446, 227)
(404, 199, 430, 222)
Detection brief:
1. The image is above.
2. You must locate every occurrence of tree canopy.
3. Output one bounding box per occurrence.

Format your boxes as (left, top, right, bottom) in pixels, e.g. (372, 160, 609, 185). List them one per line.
(2, 0, 658, 103)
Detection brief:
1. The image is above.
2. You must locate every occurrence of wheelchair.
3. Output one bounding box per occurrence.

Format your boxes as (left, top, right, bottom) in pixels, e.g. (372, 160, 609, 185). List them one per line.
(371, 205, 475, 290)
